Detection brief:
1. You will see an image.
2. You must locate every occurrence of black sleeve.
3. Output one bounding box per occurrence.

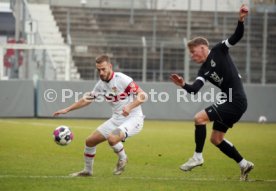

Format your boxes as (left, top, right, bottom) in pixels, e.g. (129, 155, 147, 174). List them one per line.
(227, 21, 244, 46)
(182, 79, 204, 94)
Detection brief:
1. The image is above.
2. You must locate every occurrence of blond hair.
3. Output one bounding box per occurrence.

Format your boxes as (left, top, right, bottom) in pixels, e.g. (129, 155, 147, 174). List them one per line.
(95, 54, 111, 64)
(187, 37, 209, 49)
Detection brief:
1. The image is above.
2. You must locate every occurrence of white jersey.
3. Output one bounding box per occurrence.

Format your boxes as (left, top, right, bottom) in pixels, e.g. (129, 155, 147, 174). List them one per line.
(91, 72, 143, 120)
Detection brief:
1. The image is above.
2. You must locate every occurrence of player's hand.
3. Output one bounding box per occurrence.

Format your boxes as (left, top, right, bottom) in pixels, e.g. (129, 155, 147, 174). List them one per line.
(239, 4, 248, 22)
(122, 106, 131, 117)
(53, 109, 68, 117)
(170, 74, 185, 87)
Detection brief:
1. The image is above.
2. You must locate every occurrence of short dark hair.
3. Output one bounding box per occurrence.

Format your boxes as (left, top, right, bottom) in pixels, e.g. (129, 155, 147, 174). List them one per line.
(95, 54, 111, 64)
(187, 37, 209, 49)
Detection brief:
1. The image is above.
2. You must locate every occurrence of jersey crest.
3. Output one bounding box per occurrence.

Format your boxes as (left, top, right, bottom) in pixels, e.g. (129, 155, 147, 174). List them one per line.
(211, 59, 216, 67)
(112, 87, 118, 94)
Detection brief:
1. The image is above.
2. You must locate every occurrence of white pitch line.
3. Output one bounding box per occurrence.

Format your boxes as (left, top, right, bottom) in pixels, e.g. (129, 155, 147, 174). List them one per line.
(0, 175, 275, 182)
(121, 176, 276, 182)
(0, 175, 74, 179)
(0, 120, 94, 130)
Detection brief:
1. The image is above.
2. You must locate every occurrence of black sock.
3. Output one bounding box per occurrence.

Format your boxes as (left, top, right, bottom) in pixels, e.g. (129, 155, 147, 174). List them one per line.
(195, 124, 206, 153)
(216, 140, 243, 163)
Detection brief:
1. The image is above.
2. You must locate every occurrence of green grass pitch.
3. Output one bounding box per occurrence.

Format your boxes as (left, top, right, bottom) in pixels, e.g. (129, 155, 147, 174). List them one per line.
(0, 118, 276, 191)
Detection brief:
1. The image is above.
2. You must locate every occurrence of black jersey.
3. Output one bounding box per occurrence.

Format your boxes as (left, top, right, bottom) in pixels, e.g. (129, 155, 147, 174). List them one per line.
(196, 21, 247, 101)
(197, 42, 246, 100)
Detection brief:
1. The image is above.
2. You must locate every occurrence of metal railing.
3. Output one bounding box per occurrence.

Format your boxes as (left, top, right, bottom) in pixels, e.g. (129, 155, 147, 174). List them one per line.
(58, 5, 276, 83)
(3, 0, 276, 83)
(7, 0, 69, 80)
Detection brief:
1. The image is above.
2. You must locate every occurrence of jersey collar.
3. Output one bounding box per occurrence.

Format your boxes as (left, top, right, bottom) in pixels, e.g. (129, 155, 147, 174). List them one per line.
(106, 72, 115, 83)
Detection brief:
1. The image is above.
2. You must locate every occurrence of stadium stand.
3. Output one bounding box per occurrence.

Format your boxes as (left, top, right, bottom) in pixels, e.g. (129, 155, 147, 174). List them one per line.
(27, 4, 80, 80)
(3, 0, 273, 83)
(50, 5, 276, 83)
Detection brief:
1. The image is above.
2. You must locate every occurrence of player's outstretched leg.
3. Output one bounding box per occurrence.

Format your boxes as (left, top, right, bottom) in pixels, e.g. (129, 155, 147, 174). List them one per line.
(215, 138, 254, 181)
(113, 157, 128, 175)
(180, 156, 204, 171)
(240, 160, 254, 181)
(70, 145, 96, 177)
(70, 170, 92, 177)
(180, 124, 206, 171)
(111, 142, 128, 175)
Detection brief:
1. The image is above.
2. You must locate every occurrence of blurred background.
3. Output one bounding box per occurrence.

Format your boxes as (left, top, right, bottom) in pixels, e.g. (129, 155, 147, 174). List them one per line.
(0, 0, 275, 121)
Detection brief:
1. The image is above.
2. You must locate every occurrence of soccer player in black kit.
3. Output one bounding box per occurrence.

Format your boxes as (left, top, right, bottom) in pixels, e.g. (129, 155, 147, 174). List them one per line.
(170, 4, 254, 181)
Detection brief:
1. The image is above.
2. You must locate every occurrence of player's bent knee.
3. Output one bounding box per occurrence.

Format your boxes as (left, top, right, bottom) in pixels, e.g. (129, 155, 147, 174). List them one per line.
(210, 136, 222, 146)
(85, 137, 94, 147)
(107, 134, 120, 146)
(194, 110, 209, 125)
(85, 134, 104, 147)
(108, 128, 124, 145)
(210, 137, 217, 145)
(194, 115, 205, 125)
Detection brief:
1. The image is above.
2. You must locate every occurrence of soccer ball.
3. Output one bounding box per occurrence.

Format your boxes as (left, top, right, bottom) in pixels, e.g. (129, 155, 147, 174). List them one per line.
(258, 116, 267, 123)
(53, 125, 73, 145)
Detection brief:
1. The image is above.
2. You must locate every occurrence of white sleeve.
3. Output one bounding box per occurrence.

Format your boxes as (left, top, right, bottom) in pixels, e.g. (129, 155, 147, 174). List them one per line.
(222, 39, 233, 48)
(196, 76, 206, 84)
(117, 73, 133, 89)
(90, 81, 102, 98)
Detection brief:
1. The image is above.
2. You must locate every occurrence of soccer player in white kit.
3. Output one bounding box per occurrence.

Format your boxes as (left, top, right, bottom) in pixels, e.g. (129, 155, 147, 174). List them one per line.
(53, 54, 147, 176)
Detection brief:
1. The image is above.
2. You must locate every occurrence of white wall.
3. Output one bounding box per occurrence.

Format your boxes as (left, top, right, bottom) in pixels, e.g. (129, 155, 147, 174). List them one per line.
(36, 81, 276, 122)
(1, 80, 275, 122)
(0, 2, 12, 12)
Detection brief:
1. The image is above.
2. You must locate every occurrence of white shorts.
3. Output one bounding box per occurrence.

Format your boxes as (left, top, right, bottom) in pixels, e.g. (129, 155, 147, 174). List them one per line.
(97, 115, 144, 140)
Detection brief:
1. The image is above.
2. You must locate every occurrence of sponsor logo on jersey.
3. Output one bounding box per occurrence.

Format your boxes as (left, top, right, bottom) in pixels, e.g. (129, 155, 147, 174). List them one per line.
(210, 71, 223, 86)
(211, 59, 216, 67)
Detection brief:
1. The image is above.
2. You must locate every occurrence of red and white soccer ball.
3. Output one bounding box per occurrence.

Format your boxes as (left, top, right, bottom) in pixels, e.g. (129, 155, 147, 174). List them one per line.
(53, 125, 74, 146)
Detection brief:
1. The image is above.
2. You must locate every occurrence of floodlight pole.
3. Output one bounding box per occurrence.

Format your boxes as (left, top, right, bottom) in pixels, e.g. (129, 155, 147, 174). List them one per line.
(184, 0, 191, 83)
(0, 47, 4, 79)
(214, 0, 218, 28)
(246, 0, 252, 83)
(159, 42, 164, 81)
(129, 0, 134, 25)
(152, 15, 157, 52)
(66, 10, 72, 45)
(65, 47, 71, 81)
(261, 9, 268, 85)
(142, 36, 147, 83)
(11, 0, 22, 79)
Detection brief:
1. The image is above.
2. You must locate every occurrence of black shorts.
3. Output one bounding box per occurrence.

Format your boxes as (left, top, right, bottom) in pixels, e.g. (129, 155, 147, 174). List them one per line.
(205, 99, 247, 133)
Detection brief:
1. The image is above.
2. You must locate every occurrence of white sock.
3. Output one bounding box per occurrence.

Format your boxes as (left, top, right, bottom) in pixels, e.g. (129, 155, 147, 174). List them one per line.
(193, 152, 203, 160)
(239, 158, 248, 168)
(111, 142, 127, 160)
(84, 146, 96, 173)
